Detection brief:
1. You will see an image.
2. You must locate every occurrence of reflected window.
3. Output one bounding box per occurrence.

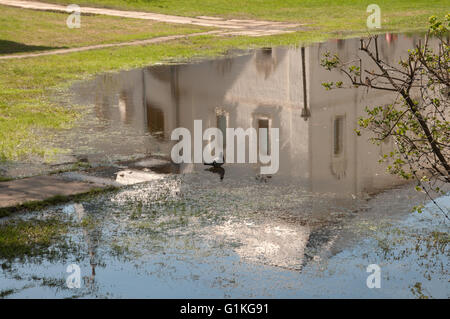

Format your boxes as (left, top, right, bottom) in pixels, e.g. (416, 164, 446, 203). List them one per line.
(255, 48, 276, 79)
(119, 91, 134, 124)
(146, 104, 164, 139)
(261, 47, 272, 56)
(118, 96, 126, 122)
(333, 116, 344, 156)
(258, 118, 270, 155)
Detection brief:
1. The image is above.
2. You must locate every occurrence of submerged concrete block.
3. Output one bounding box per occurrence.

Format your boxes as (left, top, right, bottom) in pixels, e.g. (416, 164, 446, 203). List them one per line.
(115, 169, 164, 185)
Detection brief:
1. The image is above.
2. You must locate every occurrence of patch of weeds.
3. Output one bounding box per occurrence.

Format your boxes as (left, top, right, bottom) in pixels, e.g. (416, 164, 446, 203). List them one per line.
(109, 236, 148, 260)
(1, 261, 11, 270)
(29, 274, 71, 292)
(129, 201, 143, 220)
(49, 161, 92, 175)
(410, 282, 430, 299)
(79, 214, 99, 230)
(70, 161, 91, 170)
(0, 217, 72, 261)
(129, 211, 140, 220)
(428, 231, 449, 251)
(41, 277, 67, 289)
(110, 241, 131, 258)
(0, 288, 16, 298)
(371, 223, 449, 283)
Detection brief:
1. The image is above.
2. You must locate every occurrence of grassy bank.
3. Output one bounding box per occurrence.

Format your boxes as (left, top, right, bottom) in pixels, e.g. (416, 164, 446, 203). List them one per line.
(0, 5, 210, 55)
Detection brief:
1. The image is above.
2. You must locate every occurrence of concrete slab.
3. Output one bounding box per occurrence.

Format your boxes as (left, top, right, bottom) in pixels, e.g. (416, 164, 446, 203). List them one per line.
(0, 175, 105, 208)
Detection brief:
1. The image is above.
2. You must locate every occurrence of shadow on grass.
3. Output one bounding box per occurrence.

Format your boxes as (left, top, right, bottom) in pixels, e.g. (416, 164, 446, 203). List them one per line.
(0, 40, 67, 54)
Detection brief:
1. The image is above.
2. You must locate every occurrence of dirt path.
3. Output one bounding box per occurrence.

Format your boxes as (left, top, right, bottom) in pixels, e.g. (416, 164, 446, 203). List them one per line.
(0, 0, 302, 59)
(0, 31, 222, 60)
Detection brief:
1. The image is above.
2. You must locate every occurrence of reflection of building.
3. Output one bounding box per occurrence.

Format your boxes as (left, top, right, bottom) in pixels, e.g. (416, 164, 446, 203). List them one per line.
(73, 34, 424, 196)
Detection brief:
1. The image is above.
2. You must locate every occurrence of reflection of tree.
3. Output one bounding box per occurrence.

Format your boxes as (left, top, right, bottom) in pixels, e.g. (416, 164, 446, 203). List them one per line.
(94, 74, 120, 121)
(215, 57, 233, 76)
(74, 203, 102, 289)
(321, 20, 450, 219)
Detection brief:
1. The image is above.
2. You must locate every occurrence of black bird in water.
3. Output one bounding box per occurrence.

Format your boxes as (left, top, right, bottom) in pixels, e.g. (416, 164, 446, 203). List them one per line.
(204, 152, 225, 180)
(203, 152, 225, 168)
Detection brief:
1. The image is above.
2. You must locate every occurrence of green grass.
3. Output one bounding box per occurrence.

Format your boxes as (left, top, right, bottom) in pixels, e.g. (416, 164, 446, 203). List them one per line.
(0, 217, 70, 260)
(42, 0, 449, 31)
(0, 7, 207, 162)
(0, 5, 210, 55)
(0, 90, 76, 161)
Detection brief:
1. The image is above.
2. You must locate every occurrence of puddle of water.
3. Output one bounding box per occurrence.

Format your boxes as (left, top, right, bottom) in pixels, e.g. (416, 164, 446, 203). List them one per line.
(1, 33, 449, 298)
(0, 175, 448, 298)
(59, 33, 431, 195)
